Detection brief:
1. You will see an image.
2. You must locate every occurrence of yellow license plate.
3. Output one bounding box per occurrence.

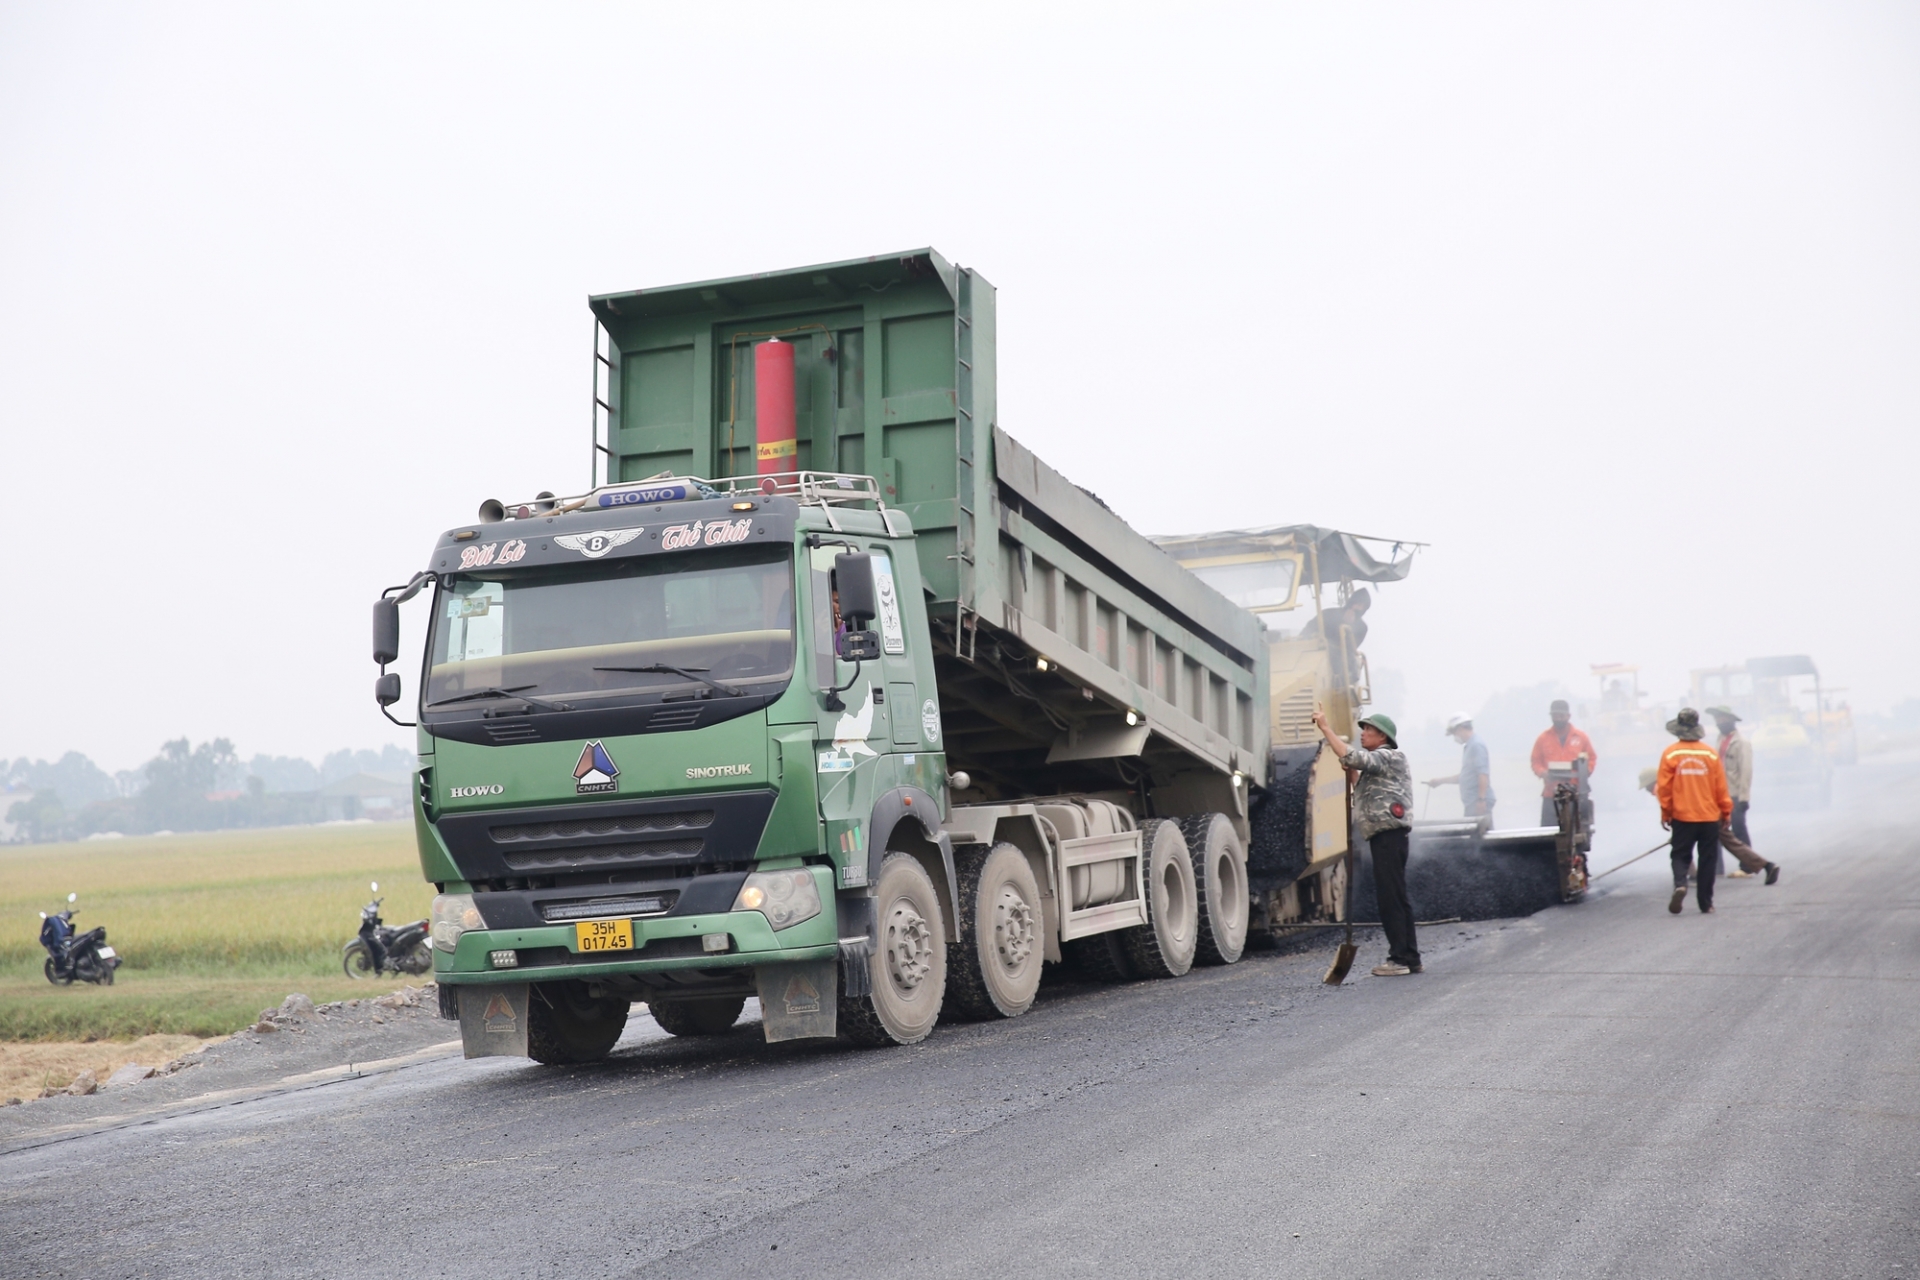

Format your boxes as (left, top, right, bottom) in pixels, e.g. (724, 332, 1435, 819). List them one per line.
(575, 918, 634, 952)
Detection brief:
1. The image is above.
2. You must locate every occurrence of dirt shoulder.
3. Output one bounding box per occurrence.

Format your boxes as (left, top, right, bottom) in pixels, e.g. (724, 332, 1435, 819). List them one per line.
(0, 983, 457, 1147)
(0, 1033, 218, 1103)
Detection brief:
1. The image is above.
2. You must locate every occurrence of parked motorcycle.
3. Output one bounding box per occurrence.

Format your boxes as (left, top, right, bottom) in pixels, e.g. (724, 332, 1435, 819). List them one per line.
(343, 882, 431, 978)
(40, 892, 122, 986)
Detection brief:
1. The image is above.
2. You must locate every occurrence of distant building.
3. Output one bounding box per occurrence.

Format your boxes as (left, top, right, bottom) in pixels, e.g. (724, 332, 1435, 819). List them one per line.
(318, 773, 410, 821)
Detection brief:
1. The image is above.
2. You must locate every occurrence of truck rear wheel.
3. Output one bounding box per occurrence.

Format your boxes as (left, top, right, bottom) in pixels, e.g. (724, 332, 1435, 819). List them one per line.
(527, 983, 629, 1065)
(1181, 812, 1249, 965)
(840, 853, 947, 1046)
(1121, 818, 1199, 978)
(1062, 932, 1133, 982)
(948, 842, 1044, 1019)
(647, 995, 746, 1037)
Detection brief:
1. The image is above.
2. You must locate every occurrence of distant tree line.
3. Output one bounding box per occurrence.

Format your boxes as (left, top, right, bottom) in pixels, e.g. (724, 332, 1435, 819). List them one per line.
(3, 742, 413, 843)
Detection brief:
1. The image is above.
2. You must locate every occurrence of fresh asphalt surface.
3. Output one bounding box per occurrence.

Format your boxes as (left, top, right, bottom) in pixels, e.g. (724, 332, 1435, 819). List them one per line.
(4, 760, 1916, 1279)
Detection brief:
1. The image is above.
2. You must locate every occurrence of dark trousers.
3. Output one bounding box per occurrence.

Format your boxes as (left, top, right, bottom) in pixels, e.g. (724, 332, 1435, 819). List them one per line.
(1369, 828, 1421, 968)
(1671, 820, 1721, 911)
(1731, 800, 1751, 847)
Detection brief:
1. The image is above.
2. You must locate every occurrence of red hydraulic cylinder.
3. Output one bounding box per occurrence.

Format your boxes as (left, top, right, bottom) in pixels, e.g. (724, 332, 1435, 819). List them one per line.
(755, 338, 796, 475)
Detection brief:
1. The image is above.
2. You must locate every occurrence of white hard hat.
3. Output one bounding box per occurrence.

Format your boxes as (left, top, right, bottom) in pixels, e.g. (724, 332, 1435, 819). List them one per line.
(1445, 713, 1474, 734)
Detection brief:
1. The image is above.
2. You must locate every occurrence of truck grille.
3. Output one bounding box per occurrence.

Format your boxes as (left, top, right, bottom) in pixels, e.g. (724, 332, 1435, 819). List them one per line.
(436, 791, 776, 885)
(502, 839, 704, 870)
(490, 810, 714, 843)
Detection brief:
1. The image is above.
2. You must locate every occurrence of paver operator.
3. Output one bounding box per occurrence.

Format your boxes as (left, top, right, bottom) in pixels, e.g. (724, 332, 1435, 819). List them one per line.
(1657, 707, 1733, 915)
(1313, 706, 1421, 977)
(1531, 699, 1598, 826)
(1426, 713, 1495, 825)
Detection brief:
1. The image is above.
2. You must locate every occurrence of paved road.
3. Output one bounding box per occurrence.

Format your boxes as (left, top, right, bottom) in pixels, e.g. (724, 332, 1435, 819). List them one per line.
(5, 760, 1916, 1279)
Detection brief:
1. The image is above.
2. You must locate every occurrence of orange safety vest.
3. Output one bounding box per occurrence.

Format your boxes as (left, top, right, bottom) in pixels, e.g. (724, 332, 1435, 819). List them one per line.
(1656, 740, 1732, 824)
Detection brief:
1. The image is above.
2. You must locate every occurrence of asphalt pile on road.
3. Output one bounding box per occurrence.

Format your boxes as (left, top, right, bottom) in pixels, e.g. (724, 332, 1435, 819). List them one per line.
(1352, 838, 1565, 922)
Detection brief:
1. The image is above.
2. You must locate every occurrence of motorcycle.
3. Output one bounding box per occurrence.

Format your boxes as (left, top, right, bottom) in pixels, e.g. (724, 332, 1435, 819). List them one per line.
(343, 882, 431, 978)
(40, 892, 122, 986)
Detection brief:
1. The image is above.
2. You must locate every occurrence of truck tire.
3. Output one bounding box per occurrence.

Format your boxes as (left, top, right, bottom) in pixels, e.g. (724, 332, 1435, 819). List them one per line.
(527, 983, 629, 1065)
(1120, 818, 1199, 978)
(1062, 932, 1134, 983)
(437, 983, 460, 1020)
(948, 842, 1045, 1019)
(647, 995, 746, 1037)
(1180, 812, 1249, 966)
(840, 853, 947, 1047)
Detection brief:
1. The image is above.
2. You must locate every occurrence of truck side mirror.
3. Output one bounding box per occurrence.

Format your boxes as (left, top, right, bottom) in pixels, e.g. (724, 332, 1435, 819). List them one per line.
(834, 552, 877, 625)
(373, 599, 401, 666)
(375, 673, 403, 707)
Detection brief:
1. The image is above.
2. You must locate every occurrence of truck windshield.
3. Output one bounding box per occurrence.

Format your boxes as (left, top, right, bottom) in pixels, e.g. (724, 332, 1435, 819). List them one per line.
(425, 545, 795, 710)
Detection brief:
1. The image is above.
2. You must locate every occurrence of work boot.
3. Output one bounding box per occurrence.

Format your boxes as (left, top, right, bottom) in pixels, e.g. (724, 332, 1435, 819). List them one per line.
(1370, 962, 1412, 977)
(1764, 863, 1781, 885)
(1669, 886, 1687, 914)
(1729, 869, 1751, 879)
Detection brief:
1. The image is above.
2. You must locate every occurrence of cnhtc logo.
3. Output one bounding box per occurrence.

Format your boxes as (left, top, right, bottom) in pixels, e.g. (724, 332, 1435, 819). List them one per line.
(573, 741, 620, 794)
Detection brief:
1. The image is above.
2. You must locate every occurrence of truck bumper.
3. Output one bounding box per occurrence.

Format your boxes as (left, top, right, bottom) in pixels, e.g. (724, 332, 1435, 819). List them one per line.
(433, 901, 839, 985)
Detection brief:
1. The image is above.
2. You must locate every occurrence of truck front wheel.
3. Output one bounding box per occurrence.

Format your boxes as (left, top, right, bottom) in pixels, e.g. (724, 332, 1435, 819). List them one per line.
(527, 983, 629, 1065)
(1122, 819, 1199, 978)
(949, 842, 1044, 1019)
(840, 853, 947, 1046)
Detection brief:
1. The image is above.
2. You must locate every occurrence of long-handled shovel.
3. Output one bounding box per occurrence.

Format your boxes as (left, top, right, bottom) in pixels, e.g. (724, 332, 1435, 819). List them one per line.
(1323, 850, 1358, 985)
(1590, 838, 1671, 882)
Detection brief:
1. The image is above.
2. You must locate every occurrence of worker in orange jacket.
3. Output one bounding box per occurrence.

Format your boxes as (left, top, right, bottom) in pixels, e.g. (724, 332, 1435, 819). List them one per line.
(1656, 707, 1734, 915)
(1530, 699, 1598, 826)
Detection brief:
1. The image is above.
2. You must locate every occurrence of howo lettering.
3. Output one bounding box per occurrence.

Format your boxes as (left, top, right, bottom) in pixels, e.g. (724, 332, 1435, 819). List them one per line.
(369, 250, 1430, 1065)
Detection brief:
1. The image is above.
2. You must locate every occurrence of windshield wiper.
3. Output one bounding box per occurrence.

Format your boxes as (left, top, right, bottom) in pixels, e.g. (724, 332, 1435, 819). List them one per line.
(425, 685, 574, 713)
(592, 663, 745, 698)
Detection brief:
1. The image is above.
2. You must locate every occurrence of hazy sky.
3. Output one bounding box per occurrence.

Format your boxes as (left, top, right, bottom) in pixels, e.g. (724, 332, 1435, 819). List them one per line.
(3, 2, 1916, 772)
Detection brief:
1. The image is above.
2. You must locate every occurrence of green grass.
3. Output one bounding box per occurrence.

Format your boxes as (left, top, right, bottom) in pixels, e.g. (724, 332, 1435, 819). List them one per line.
(1, 824, 438, 1041)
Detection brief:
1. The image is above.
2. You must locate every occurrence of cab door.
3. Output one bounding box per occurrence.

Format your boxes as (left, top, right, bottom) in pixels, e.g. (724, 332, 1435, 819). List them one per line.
(870, 548, 924, 747)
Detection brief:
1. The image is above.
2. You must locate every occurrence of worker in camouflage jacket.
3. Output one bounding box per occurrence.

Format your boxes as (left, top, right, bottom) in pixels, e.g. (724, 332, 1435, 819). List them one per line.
(1313, 707, 1421, 976)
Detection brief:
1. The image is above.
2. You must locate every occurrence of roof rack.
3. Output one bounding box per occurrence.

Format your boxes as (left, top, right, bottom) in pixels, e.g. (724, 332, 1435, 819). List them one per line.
(482, 470, 889, 529)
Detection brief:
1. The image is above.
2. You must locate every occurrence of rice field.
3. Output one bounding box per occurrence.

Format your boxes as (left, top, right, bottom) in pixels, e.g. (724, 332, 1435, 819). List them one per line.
(0, 823, 436, 1040)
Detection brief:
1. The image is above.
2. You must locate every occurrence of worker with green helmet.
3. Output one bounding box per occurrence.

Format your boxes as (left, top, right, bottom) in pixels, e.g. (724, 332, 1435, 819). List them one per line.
(1312, 705, 1421, 976)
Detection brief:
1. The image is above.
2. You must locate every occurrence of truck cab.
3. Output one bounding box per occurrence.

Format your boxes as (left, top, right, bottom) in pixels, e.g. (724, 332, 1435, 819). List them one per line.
(392, 475, 968, 1060)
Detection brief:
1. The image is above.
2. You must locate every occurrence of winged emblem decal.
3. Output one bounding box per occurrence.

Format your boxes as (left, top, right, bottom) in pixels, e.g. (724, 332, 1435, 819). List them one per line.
(553, 527, 644, 559)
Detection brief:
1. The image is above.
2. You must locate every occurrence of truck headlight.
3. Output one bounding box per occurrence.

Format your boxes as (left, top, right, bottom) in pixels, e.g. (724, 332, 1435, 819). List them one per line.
(431, 893, 485, 952)
(731, 869, 821, 931)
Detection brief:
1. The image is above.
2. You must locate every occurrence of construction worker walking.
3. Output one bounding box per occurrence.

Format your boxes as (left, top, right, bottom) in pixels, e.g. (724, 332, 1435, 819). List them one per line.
(1707, 706, 1780, 884)
(1530, 699, 1598, 826)
(1426, 713, 1495, 824)
(1658, 708, 1733, 915)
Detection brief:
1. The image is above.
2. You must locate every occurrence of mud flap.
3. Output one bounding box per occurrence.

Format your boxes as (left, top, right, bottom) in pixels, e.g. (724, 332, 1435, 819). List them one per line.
(458, 984, 530, 1059)
(839, 937, 873, 999)
(754, 960, 838, 1043)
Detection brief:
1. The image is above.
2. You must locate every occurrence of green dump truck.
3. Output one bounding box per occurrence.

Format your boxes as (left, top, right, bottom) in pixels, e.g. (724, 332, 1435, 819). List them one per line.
(373, 250, 1413, 1064)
